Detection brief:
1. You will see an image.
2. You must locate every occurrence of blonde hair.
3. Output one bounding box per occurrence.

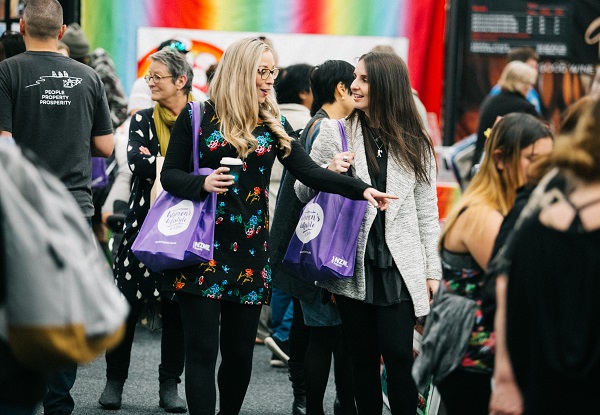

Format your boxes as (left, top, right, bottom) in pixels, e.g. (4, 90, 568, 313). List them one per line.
(440, 113, 552, 247)
(209, 37, 292, 159)
(499, 60, 538, 94)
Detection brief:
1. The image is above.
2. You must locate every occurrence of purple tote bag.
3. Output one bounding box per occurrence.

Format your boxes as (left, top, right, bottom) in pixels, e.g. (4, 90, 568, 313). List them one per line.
(132, 101, 216, 272)
(283, 120, 368, 282)
(91, 157, 109, 189)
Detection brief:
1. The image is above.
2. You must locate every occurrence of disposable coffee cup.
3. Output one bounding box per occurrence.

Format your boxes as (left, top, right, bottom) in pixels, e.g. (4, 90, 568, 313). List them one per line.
(220, 157, 243, 183)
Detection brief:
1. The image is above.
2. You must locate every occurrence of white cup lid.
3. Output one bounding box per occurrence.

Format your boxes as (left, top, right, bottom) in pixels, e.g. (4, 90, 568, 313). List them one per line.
(220, 157, 243, 165)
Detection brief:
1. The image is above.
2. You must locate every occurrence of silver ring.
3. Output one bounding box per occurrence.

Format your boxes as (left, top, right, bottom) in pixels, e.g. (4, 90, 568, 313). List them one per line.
(342, 156, 348, 162)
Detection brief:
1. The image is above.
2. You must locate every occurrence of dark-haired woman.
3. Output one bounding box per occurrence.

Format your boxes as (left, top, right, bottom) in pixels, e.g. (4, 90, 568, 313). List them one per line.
(295, 52, 441, 414)
(437, 113, 553, 415)
(271, 59, 357, 415)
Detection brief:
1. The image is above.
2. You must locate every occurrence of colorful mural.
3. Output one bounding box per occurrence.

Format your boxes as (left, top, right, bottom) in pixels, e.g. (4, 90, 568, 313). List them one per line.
(81, 0, 445, 117)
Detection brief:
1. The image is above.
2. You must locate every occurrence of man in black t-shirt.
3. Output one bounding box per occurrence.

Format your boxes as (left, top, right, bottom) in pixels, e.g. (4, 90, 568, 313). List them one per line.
(0, 1, 113, 414)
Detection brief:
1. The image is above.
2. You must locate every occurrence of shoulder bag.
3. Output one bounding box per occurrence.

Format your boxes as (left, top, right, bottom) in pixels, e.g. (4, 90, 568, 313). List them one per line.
(132, 101, 216, 272)
(282, 120, 368, 282)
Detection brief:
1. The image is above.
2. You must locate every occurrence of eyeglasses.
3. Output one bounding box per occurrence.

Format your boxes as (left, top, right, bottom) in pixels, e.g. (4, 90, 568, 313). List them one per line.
(144, 74, 174, 84)
(257, 68, 279, 80)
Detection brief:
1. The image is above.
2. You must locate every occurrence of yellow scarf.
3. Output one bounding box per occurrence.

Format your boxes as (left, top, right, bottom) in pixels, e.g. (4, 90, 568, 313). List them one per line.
(153, 92, 194, 156)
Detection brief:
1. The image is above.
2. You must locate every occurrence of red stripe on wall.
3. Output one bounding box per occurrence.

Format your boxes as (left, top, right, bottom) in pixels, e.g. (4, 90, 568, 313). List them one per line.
(406, 0, 446, 121)
(152, 0, 210, 28)
(295, 0, 325, 33)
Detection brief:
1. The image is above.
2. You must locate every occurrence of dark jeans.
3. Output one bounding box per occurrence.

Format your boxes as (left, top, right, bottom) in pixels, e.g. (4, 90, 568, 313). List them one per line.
(105, 296, 185, 383)
(335, 296, 416, 415)
(43, 365, 77, 415)
(177, 292, 262, 415)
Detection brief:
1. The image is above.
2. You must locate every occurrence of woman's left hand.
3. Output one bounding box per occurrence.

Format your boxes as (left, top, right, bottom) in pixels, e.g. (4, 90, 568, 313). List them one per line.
(362, 188, 398, 211)
(427, 279, 440, 304)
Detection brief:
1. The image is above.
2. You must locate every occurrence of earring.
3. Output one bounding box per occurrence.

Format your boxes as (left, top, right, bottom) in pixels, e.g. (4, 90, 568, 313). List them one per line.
(342, 96, 345, 100)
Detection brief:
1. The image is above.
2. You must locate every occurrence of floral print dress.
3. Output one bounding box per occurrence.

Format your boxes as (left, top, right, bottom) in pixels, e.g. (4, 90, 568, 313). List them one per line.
(440, 248, 495, 373)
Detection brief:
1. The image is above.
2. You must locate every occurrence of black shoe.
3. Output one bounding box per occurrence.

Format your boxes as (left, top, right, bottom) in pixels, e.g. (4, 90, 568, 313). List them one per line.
(159, 379, 187, 413)
(264, 336, 290, 362)
(99, 379, 125, 410)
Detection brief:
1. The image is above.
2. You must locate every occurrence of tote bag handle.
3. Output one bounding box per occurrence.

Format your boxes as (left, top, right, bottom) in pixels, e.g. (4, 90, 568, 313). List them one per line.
(189, 101, 206, 173)
(336, 119, 354, 177)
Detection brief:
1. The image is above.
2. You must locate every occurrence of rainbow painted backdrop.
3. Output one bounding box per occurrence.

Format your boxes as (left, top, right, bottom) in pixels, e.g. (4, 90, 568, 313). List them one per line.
(81, 0, 445, 116)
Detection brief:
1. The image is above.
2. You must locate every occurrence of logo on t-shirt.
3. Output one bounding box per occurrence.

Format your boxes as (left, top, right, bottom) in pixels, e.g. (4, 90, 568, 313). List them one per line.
(26, 71, 82, 106)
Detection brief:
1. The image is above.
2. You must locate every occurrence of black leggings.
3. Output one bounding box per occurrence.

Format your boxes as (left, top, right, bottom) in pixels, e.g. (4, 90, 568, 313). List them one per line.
(335, 296, 417, 415)
(436, 369, 491, 415)
(304, 324, 355, 415)
(177, 292, 262, 415)
(105, 296, 184, 383)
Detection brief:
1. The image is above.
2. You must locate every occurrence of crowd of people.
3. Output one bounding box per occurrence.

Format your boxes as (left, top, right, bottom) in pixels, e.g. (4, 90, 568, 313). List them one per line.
(1, 1, 600, 415)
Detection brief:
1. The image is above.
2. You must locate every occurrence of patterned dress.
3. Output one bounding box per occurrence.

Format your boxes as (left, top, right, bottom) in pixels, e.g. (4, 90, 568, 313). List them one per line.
(441, 248, 495, 373)
(162, 102, 368, 305)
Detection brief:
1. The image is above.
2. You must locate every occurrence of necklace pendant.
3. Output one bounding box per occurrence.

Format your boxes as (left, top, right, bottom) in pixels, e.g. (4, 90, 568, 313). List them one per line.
(377, 149, 383, 157)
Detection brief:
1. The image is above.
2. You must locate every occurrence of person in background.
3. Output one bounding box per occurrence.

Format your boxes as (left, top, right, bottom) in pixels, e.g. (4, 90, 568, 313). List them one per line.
(487, 96, 597, 415)
(271, 59, 358, 415)
(0, 1, 114, 414)
(127, 38, 207, 115)
(436, 113, 553, 415)
(502, 98, 600, 414)
(0, 30, 26, 61)
(265, 63, 314, 372)
(100, 39, 197, 233)
(472, 61, 540, 174)
(99, 49, 193, 413)
(160, 37, 395, 415)
(56, 40, 69, 57)
(61, 23, 128, 129)
(490, 47, 542, 114)
(61, 22, 129, 257)
(295, 51, 441, 415)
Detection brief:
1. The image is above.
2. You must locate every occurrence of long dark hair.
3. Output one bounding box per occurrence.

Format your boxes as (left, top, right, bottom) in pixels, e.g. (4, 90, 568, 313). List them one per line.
(351, 52, 434, 183)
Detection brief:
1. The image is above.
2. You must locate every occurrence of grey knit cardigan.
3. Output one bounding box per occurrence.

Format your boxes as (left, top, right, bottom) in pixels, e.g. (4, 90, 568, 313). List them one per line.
(294, 117, 442, 317)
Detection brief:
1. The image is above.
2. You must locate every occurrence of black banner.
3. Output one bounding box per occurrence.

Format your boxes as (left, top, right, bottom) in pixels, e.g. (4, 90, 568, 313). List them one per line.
(468, 0, 599, 63)
(469, 1, 572, 58)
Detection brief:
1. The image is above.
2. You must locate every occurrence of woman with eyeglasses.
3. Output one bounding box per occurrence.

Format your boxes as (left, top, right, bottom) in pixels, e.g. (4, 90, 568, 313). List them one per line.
(99, 49, 193, 413)
(160, 37, 395, 415)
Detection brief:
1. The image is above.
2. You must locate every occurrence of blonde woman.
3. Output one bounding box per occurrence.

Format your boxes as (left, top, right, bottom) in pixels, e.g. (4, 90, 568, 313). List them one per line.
(436, 113, 553, 415)
(160, 37, 395, 415)
(473, 61, 540, 171)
